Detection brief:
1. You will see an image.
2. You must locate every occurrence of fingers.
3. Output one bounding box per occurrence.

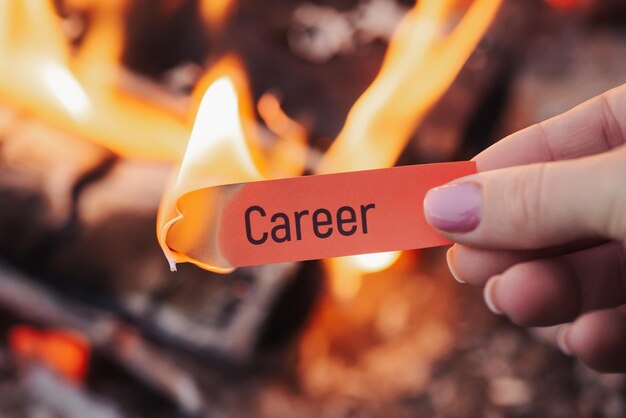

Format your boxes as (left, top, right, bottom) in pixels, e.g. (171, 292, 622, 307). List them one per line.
(450, 242, 626, 326)
(483, 259, 580, 327)
(448, 238, 610, 286)
(474, 83, 626, 171)
(558, 306, 626, 373)
(424, 145, 626, 248)
(447, 245, 531, 285)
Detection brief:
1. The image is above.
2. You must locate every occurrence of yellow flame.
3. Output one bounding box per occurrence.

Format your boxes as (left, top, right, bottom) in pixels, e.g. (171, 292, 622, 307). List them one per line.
(258, 93, 309, 178)
(328, 251, 402, 301)
(349, 251, 402, 272)
(72, 0, 189, 160)
(0, 0, 189, 161)
(317, 0, 502, 174)
(320, 0, 501, 299)
(157, 58, 266, 272)
(0, 0, 91, 122)
(0, 0, 500, 279)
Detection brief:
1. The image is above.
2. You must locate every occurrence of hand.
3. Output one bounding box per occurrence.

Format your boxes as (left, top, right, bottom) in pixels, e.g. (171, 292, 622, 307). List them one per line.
(423, 84, 626, 373)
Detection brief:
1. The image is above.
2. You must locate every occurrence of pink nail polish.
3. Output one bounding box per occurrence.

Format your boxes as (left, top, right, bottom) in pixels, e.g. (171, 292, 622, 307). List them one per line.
(424, 182, 482, 233)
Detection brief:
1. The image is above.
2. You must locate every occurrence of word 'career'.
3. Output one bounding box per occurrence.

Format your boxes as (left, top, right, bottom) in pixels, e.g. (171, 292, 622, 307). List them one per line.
(244, 204, 376, 245)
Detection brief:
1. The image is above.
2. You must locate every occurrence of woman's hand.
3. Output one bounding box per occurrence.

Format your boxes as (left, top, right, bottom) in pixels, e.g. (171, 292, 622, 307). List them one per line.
(424, 84, 626, 373)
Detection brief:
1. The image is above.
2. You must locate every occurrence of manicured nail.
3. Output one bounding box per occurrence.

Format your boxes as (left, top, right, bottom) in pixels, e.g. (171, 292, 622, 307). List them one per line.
(424, 182, 482, 233)
(556, 325, 573, 355)
(483, 275, 503, 315)
(446, 247, 465, 283)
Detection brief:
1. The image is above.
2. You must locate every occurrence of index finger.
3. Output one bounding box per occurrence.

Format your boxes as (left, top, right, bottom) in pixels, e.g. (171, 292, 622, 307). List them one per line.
(474, 83, 626, 171)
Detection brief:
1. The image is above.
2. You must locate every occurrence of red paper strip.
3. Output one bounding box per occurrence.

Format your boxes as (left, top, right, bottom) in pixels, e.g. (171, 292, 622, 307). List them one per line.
(216, 161, 476, 267)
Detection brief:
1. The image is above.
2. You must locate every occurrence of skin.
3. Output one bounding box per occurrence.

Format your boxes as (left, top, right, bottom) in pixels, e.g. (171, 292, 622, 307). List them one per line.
(430, 83, 626, 373)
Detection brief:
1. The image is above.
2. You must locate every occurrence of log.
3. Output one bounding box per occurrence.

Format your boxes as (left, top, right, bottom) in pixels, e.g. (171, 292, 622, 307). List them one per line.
(0, 104, 310, 362)
(0, 106, 114, 264)
(0, 262, 202, 414)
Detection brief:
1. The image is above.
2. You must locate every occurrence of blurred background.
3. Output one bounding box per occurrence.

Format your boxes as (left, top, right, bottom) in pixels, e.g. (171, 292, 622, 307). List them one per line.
(0, 0, 625, 417)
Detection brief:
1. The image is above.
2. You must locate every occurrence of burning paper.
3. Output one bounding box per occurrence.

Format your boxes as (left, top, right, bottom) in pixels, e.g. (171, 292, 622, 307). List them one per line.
(157, 0, 498, 273)
(159, 156, 475, 272)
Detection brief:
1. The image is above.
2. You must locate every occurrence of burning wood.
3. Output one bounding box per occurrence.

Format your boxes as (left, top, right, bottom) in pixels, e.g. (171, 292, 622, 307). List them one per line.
(0, 262, 203, 413)
(9, 325, 90, 382)
(0, 96, 306, 363)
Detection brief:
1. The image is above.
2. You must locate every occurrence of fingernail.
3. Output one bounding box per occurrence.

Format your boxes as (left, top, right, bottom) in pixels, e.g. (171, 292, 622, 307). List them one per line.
(446, 247, 465, 283)
(556, 325, 573, 355)
(424, 182, 482, 233)
(483, 275, 503, 315)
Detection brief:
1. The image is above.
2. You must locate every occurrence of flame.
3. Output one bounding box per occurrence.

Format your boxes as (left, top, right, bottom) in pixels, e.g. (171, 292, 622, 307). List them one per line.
(0, 0, 500, 280)
(200, 0, 237, 27)
(328, 251, 402, 301)
(160, 0, 501, 278)
(258, 92, 309, 178)
(0, 0, 91, 122)
(317, 0, 502, 174)
(69, 0, 191, 160)
(350, 251, 402, 272)
(157, 58, 266, 273)
(0, 0, 189, 161)
(319, 0, 501, 298)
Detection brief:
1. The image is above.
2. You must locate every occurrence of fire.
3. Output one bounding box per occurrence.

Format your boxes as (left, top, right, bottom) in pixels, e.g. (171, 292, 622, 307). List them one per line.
(0, 0, 501, 290)
(329, 251, 402, 301)
(158, 58, 266, 273)
(318, 0, 501, 298)
(351, 251, 402, 272)
(200, 0, 237, 27)
(257, 92, 309, 178)
(0, 0, 188, 161)
(317, 0, 502, 174)
(0, 0, 91, 121)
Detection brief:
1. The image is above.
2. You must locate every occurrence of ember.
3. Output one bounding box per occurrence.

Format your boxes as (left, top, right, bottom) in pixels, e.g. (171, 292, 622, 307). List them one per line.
(0, 0, 624, 417)
(9, 326, 90, 382)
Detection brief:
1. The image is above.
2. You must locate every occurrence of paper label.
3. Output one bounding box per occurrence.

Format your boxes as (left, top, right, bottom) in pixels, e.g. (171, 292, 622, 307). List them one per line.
(159, 161, 476, 271)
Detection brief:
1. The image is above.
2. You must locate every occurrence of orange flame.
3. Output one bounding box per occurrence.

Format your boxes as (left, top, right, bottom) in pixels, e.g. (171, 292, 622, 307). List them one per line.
(157, 57, 267, 273)
(0, 0, 91, 123)
(317, 0, 502, 174)
(0, 0, 500, 281)
(318, 0, 501, 298)
(258, 92, 309, 178)
(200, 0, 237, 27)
(0, 0, 188, 161)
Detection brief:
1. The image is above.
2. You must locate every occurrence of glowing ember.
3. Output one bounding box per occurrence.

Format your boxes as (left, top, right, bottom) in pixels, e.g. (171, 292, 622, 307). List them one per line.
(9, 326, 90, 382)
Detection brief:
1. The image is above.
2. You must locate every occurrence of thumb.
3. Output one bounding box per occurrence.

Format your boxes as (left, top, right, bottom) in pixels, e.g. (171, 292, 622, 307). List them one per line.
(424, 145, 626, 249)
